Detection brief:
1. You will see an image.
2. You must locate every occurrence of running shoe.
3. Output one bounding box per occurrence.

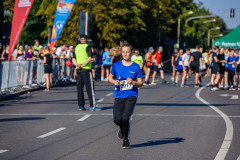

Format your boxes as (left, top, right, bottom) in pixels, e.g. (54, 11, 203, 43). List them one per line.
(170, 77, 174, 82)
(117, 128, 123, 139)
(238, 87, 240, 90)
(90, 106, 102, 111)
(150, 82, 157, 86)
(162, 80, 167, 84)
(175, 83, 179, 86)
(229, 87, 236, 91)
(122, 139, 130, 149)
(44, 88, 50, 92)
(79, 106, 86, 111)
(211, 87, 219, 91)
(143, 83, 149, 86)
(194, 85, 199, 88)
(180, 84, 185, 88)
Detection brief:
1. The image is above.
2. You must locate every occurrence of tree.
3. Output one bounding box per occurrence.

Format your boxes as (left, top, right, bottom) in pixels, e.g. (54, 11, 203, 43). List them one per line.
(37, 0, 148, 47)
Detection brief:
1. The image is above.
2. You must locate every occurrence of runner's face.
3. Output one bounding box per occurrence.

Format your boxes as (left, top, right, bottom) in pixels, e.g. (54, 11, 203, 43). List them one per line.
(220, 48, 224, 54)
(135, 50, 139, 56)
(122, 47, 132, 61)
(179, 49, 183, 55)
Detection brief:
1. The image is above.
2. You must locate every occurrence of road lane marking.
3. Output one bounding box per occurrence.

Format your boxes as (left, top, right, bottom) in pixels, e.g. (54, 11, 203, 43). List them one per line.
(196, 84, 233, 160)
(106, 93, 113, 96)
(0, 150, 8, 154)
(220, 94, 239, 100)
(237, 155, 240, 160)
(77, 114, 91, 121)
(97, 98, 104, 102)
(37, 128, 66, 138)
(1, 113, 240, 117)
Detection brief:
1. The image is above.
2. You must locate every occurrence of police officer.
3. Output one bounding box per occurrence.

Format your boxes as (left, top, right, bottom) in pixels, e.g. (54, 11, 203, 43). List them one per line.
(72, 35, 102, 111)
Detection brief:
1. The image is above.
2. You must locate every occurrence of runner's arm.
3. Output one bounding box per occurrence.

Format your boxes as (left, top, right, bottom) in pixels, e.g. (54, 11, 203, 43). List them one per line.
(127, 77, 143, 87)
(1, 50, 5, 59)
(108, 73, 120, 86)
(188, 56, 193, 68)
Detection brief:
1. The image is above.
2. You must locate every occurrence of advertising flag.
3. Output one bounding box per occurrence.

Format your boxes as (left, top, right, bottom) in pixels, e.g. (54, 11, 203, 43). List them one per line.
(8, 0, 34, 60)
(50, 0, 76, 50)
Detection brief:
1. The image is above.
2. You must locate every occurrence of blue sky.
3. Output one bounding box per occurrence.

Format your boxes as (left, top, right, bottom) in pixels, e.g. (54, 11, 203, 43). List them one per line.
(194, 0, 240, 29)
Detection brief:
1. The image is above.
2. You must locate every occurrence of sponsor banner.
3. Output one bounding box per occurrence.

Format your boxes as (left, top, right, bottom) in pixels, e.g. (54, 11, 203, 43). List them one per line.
(8, 0, 34, 60)
(50, 0, 76, 50)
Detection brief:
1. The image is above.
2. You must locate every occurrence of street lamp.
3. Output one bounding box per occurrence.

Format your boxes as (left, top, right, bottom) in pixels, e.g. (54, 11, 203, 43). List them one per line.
(177, 11, 193, 48)
(201, 19, 216, 46)
(208, 27, 220, 48)
(212, 34, 223, 48)
(184, 15, 216, 50)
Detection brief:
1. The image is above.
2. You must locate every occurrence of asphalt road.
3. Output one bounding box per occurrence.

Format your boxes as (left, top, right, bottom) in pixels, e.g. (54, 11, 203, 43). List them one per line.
(0, 74, 240, 160)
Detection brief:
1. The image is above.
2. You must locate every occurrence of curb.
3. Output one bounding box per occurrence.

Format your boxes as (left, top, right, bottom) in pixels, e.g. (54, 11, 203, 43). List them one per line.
(0, 82, 76, 101)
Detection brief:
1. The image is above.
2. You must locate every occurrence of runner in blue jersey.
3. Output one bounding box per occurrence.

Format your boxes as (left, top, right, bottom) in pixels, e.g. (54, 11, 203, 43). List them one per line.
(236, 50, 240, 90)
(228, 48, 237, 90)
(108, 44, 143, 149)
(224, 49, 229, 89)
(175, 49, 183, 86)
(101, 47, 112, 81)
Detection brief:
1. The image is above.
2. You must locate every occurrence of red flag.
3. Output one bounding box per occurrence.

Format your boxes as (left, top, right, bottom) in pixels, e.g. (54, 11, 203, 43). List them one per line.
(8, 0, 34, 60)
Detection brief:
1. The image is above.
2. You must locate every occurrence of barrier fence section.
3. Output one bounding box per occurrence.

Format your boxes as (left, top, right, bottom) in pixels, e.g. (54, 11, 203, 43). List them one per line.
(0, 59, 73, 94)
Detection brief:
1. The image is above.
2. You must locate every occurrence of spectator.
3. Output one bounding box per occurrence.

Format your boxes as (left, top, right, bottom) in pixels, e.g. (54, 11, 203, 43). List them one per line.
(1, 45, 9, 61)
(34, 40, 42, 51)
(14, 45, 25, 61)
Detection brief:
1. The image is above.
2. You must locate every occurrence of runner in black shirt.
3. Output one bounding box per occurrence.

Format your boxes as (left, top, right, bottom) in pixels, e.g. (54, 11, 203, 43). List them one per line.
(211, 47, 226, 91)
(189, 45, 203, 88)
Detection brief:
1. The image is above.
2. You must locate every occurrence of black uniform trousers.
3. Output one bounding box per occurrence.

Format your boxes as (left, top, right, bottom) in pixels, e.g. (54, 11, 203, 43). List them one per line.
(113, 96, 137, 140)
(77, 69, 96, 107)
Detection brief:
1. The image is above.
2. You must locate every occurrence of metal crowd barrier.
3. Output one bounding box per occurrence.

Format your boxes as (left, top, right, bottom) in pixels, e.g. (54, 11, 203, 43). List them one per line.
(0, 59, 74, 94)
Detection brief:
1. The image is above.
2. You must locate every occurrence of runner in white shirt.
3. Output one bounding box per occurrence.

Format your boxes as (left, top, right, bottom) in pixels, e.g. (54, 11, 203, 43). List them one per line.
(181, 48, 191, 87)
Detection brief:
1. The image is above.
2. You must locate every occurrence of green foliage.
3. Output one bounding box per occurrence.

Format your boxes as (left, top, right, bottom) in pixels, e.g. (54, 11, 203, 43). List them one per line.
(4, 0, 228, 49)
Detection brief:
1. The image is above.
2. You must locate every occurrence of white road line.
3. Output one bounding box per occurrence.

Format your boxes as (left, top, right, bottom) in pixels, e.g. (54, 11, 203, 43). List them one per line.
(37, 128, 66, 138)
(196, 84, 233, 160)
(1, 113, 240, 117)
(106, 93, 113, 96)
(97, 98, 104, 102)
(237, 155, 240, 160)
(0, 150, 8, 154)
(77, 114, 91, 121)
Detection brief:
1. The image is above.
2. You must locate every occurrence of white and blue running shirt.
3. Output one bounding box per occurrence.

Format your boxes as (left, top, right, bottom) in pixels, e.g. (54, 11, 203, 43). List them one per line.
(111, 61, 143, 98)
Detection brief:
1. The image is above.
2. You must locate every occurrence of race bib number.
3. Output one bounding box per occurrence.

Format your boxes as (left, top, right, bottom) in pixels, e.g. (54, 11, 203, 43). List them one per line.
(232, 64, 235, 68)
(120, 80, 133, 91)
(179, 61, 182, 65)
(158, 64, 162, 68)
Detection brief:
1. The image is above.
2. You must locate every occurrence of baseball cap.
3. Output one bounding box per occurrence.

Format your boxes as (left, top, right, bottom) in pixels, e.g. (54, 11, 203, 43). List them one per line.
(159, 46, 163, 50)
(69, 46, 73, 49)
(52, 47, 56, 50)
(80, 34, 88, 40)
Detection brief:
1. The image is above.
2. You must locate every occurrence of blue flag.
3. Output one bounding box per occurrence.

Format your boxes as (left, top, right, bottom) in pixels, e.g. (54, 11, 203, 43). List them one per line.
(50, 0, 76, 49)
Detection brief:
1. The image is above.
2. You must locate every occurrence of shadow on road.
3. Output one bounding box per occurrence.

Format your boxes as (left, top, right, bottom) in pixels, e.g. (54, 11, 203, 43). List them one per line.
(136, 103, 228, 107)
(131, 137, 185, 148)
(0, 117, 46, 122)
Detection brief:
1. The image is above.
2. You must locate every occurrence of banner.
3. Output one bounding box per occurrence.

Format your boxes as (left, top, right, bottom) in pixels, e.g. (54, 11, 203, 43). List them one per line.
(8, 0, 34, 60)
(50, 0, 76, 51)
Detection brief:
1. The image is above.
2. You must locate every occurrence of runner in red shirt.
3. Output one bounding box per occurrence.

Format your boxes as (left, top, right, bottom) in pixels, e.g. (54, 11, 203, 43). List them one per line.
(143, 47, 154, 86)
(151, 46, 166, 85)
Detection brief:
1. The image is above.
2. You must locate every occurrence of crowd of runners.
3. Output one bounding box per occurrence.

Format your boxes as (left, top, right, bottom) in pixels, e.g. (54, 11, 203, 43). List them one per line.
(1, 40, 240, 91)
